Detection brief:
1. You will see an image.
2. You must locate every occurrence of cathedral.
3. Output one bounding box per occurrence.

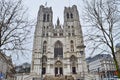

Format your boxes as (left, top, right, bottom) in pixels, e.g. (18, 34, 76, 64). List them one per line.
(30, 5, 89, 80)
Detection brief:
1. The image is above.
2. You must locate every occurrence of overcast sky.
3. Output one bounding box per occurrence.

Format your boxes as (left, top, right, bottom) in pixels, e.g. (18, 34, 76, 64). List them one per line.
(24, 0, 84, 24)
(13, 0, 87, 65)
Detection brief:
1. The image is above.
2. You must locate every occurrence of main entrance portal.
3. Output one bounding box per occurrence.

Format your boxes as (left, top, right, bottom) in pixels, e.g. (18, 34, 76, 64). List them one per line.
(55, 67, 63, 76)
(54, 61, 63, 76)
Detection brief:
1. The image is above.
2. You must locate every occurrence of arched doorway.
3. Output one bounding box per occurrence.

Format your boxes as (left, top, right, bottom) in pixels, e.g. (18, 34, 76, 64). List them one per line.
(41, 56, 47, 75)
(54, 61, 63, 76)
(70, 55, 77, 74)
(54, 41, 63, 58)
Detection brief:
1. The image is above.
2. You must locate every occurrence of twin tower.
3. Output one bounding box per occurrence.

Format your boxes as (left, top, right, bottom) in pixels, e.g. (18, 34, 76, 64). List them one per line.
(31, 5, 88, 80)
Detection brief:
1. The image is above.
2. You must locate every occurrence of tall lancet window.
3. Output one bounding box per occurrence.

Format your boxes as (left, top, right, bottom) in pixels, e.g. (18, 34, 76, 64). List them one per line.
(67, 13, 69, 19)
(47, 14, 49, 22)
(43, 41, 47, 53)
(43, 14, 46, 22)
(70, 40, 74, 52)
(54, 41, 63, 58)
(71, 13, 73, 18)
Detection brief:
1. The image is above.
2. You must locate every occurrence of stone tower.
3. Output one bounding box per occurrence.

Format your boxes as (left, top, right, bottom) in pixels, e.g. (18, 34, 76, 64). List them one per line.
(30, 5, 88, 80)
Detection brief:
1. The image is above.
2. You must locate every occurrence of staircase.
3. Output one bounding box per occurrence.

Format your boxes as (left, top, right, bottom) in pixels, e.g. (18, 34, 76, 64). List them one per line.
(44, 75, 74, 80)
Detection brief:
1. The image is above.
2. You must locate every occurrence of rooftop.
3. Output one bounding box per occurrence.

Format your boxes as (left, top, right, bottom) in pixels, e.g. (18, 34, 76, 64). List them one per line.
(86, 54, 113, 63)
(116, 43, 120, 48)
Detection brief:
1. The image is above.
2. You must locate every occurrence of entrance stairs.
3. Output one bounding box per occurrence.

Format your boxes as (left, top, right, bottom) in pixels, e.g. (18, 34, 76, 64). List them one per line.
(44, 75, 74, 80)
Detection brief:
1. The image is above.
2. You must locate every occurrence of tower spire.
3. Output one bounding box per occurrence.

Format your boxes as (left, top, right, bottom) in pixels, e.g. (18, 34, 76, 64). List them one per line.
(45, 2, 47, 7)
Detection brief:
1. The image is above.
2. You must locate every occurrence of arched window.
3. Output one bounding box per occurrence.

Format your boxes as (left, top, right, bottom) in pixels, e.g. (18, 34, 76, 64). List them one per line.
(47, 26, 49, 29)
(72, 30, 75, 36)
(43, 33, 45, 37)
(43, 26, 45, 29)
(43, 14, 46, 22)
(71, 13, 73, 18)
(68, 33, 71, 36)
(54, 41, 63, 58)
(46, 33, 48, 36)
(43, 41, 47, 53)
(70, 40, 74, 52)
(68, 26, 70, 28)
(67, 13, 69, 19)
(47, 14, 49, 22)
(72, 26, 74, 28)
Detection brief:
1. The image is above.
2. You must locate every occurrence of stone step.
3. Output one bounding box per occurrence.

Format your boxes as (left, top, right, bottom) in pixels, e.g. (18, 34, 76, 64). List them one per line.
(44, 75, 74, 80)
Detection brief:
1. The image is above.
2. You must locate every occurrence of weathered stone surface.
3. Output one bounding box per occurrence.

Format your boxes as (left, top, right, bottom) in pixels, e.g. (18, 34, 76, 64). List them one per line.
(30, 5, 89, 80)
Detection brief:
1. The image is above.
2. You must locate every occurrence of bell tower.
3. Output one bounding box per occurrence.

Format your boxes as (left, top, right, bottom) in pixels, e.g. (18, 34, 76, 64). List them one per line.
(63, 5, 88, 77)
(63, 5, 84, 50)
(31, 5, 53, 75)
(64, 5, 79, 22)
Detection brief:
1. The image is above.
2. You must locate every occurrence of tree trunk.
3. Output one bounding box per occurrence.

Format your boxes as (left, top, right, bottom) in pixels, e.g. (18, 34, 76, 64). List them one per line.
(112, 52, 120, 78)
(0, 26, 1, 48)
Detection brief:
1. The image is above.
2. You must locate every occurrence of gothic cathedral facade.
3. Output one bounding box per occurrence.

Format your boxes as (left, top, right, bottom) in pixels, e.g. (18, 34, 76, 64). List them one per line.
(31, 5, 88, 80)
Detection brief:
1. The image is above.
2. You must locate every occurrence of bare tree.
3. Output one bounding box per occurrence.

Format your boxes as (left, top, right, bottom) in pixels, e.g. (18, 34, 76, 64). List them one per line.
(0, 0, 33, 55)
(83, 0, 120, 78)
